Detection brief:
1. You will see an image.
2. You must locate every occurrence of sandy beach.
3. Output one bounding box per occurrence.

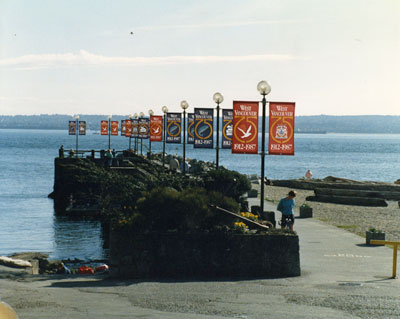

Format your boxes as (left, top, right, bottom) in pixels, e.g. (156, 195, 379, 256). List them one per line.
(260, 184, 400, 241)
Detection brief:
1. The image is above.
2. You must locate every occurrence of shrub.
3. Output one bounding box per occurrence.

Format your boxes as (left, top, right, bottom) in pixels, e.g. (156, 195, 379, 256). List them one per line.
(202, 168, 251, 202)
(117, 186, 239, 233)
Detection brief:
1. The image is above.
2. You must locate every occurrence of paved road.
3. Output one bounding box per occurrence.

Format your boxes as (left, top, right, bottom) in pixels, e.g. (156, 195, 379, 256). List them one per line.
(1, 198, 399, 318)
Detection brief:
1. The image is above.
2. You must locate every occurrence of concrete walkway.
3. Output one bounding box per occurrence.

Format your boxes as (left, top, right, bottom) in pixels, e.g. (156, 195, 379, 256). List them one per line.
(1, 198, 400, 318)
(249, 197, 399, 284)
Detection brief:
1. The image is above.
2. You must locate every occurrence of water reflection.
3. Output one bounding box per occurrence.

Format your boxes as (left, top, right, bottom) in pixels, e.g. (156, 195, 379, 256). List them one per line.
(52, 215, 108, 261)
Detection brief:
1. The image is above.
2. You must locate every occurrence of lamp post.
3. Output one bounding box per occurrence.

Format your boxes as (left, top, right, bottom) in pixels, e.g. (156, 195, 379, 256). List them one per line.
(148, 109, 154, 156)
(180, 100, 189, 174)
(257, 80, 271, 215)
(108, 115, 112, 150)
(134, 113, 138, 153)
(139, 112, 145, 155)
(75, 115, 79, 157)
(213, 92, 224, 169)
(128, 114, 133, 150)
(162, 105, 168, 168)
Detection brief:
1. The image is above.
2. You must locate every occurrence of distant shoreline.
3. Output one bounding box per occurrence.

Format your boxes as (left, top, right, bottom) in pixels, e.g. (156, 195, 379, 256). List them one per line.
(1, 114, 400, 133)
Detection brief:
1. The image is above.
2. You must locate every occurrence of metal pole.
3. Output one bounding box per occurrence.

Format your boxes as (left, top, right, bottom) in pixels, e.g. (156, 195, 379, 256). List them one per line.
(393, 244, 398, 278)
(162, 113, 166, 168)
(135, 136, 138, 153)
(129, 136, 131, 150)
(75, 119, 79, 158)
(140, 138, 143, 155)
(216, 102, 220, 169)
(183, 110, 186, 174)
(108, 120, 111, 150)
(260, 94, 267, 214)
(149, 139, 151, 156)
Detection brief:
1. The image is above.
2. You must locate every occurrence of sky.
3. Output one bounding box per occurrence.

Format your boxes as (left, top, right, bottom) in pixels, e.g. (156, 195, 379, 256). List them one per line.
(0, 0, 399, 116)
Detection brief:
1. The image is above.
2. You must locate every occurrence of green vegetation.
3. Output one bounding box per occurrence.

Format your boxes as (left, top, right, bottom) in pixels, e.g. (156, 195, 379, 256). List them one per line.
(55, 155, 252, 233)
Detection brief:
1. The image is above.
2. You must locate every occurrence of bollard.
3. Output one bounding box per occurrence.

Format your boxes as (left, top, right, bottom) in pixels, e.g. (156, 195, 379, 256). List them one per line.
(370, 240, 399, 278)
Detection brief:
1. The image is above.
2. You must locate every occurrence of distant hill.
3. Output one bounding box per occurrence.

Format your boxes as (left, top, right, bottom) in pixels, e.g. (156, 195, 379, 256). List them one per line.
(0, 114, 400, 134)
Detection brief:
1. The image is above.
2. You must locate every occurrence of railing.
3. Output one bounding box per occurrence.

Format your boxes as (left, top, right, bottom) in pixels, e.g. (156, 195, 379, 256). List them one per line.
(59, 149, 128, 159)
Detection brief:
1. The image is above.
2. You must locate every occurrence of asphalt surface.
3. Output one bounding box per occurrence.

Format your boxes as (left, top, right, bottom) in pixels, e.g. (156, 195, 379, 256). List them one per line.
(1, 198, 399, 318)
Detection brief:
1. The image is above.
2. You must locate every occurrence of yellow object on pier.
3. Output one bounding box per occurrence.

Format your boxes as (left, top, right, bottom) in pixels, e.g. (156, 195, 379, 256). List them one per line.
(370, 240, 400, 279)
(0, 301, 19, 319)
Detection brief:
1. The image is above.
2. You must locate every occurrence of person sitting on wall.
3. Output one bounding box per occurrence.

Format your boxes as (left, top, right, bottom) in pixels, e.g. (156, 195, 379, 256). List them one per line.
(169, 156, 180, 172)
(180, 160, 190, 174)
(305, 169, 313, 179)
(68, 149, 74, 158)
(59, 145, 65, 158)
(277, 190, 296, 231)
(56, 262, 71, 274)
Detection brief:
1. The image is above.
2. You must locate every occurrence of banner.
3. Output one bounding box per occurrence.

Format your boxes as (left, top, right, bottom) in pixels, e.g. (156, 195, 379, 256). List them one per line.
(194, 108, 213, 148)
(69, 121, 76, 135)
(269, 102, 295, 155)
(150, 115, 163, 142)
(222, 109, 233, 149)
(78, 121, 86, 135)
(111, 121, 119, 136)
(138, 118, 150, 139)
(101, 120, 108, 135)
(166, 113, 181, 144)
(232, 101, 259, 154)
(121, 120, 126, 136)
(187, 113, 195, 144)
(125, 120, 132, 137)
(131, 119, 139, 138)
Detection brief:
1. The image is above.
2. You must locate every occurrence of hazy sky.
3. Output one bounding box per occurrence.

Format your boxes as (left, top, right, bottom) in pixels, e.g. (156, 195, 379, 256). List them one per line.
(1, 0, 399, 116)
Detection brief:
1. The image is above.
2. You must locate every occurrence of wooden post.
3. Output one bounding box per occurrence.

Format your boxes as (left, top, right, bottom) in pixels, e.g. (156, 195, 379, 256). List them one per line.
(370, 240, 399, 278)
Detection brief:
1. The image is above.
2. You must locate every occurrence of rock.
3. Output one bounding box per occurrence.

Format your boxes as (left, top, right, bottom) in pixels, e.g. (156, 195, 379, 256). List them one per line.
(306, 195, 388, 207)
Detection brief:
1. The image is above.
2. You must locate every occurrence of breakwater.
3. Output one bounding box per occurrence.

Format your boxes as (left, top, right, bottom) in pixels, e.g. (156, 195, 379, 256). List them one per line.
(51, 152, 301, 279)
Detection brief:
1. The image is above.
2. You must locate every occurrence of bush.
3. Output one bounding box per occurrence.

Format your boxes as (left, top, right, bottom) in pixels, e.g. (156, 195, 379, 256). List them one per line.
(117, 186, 239, 233)
(202, 168, 251, 202)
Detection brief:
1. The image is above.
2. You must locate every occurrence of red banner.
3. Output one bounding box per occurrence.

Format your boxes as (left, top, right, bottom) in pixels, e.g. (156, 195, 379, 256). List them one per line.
(101, 120, 108, 135)
(125, 120, 132, 137)
(232, 101, 259, 154)
(269, 102, 295, 155)
(150, 115, 163, 142)
(111, 121, 119, 136)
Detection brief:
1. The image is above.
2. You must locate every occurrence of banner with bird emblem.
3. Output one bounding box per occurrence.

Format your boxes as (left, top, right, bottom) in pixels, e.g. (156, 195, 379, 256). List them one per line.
(150, 115, 163, 142)
(111, 121, 119, 136)
(100, 120, 108, 135)
(125, 120, 132, 137)
(194, 108, 213, 148)
(269, 102, 295, 155)
(232, 101, 259, 154)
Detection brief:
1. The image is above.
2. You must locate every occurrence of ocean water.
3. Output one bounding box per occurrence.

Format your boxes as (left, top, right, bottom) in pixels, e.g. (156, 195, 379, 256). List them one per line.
(0, 129, 399, 260)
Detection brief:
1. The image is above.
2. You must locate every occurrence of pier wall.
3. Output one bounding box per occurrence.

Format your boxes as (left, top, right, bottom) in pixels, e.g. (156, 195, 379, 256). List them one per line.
(109, 231, 300, 279)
